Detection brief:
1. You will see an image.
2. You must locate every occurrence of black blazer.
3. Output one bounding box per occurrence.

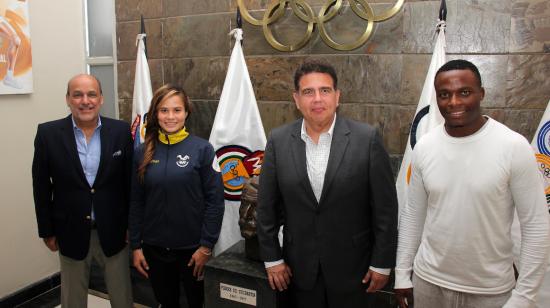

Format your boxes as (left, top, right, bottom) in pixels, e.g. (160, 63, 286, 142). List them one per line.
(257, 116, 398, 292)
(32, 115, 133, 260)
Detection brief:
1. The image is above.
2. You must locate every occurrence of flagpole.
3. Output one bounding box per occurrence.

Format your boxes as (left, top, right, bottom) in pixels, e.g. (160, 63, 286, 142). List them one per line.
(439, 0, 447, 22)
(140, 15, 147, 57)
(236, 8, 243, 46)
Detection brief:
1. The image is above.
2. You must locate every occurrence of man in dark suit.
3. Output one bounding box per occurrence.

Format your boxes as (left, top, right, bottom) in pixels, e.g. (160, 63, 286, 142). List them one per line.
(32, 74, 133, 307)
(257, 60, 398, 308)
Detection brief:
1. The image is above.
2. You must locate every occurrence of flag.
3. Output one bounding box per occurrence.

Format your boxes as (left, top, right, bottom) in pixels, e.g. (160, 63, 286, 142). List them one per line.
(130, 32, 153, 147)
(531, 100, 550, 208)
(210, 28, 267, 255)
(395, 21, 446, 222)
(512, 99, 550, 307)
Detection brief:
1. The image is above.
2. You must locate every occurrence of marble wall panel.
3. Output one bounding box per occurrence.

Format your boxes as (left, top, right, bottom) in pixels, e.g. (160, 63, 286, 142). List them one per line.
(403, 1, 440, 53)
(116, 0, 164, 22)
(248, 55, 402, 104)
(117, 20, 163, 61)
(163, 14, 232, 58)
(445, 0, 511, 53)
(338, 55, 403, 105)
(117, 59, 164, 99)
(404, 0, 510, 53)
(506, 54, 550, 109)
(163, 58, 229, 100)
(258, 101, 302, 134)
(504, 109, 545, 140)
(400, 54, 431, 105)
(462, 0, 512, 14)
(510, 0, 550, 52)
(117, 61, 135, 99)
(246, 57, 303, 101)
(186, 100, 220, 139)
(118, 98, 133, 123)
(164, 0, 230, 17)
(338, 104, 416, 154)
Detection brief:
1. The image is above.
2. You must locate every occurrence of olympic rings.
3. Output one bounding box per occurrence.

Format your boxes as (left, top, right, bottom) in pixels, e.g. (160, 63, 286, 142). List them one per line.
(237, 0, 404, 51)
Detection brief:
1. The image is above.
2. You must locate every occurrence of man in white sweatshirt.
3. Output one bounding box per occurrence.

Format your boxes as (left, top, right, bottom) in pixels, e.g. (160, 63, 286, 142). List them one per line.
(394, 59, 550, 308)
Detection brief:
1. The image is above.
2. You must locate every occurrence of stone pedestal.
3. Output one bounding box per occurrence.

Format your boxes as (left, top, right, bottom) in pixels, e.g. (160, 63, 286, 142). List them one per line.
(204, 241, 289, 308)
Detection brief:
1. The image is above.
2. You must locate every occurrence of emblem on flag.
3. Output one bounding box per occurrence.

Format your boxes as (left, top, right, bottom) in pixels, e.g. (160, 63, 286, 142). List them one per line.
(537, 121, 550, 156)
(216, 145, 264, 201)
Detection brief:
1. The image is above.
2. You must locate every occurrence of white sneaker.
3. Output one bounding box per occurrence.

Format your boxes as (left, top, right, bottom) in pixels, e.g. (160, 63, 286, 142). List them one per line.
(3, 74, 22, 89)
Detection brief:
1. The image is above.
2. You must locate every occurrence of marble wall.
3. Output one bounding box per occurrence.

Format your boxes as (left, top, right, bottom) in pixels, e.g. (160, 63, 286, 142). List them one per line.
(115, 0, 550, 169)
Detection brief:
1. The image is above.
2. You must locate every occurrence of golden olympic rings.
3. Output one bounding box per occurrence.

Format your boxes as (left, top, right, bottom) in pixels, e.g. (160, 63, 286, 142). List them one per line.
(237, 0, 404, 51)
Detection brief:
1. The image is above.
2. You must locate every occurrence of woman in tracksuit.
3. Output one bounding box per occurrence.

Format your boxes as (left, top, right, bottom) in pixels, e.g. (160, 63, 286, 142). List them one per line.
(129, 84, 224, 308)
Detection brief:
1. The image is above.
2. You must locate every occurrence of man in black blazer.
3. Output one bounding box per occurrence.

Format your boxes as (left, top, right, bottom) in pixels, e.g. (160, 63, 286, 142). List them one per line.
(257, 61, 398, 308)
(32, 74, 133, 307)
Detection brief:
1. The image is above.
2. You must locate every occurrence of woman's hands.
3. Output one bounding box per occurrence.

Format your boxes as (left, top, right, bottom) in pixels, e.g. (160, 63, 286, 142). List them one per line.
(188, 246, 212, 278)
(133, 248, 149, 278)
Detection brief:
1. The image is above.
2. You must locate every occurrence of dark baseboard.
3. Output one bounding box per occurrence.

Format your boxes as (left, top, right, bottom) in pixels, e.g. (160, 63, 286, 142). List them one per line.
(0, 273, 60, 307)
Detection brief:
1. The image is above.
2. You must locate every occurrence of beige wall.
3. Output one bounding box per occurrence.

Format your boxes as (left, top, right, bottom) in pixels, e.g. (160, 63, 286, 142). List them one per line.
(0, 0, 86, 298)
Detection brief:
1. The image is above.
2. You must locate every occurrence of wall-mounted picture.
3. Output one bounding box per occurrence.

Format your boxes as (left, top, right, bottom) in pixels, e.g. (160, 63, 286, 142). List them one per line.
(0, 0, 31, 94)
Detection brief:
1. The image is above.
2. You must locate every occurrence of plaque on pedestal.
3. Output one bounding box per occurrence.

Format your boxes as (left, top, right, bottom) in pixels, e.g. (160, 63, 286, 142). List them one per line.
(204, 240, 288, 308)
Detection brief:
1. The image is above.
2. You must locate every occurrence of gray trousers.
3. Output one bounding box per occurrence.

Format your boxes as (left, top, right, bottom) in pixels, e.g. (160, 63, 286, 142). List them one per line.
(413, 273, 511, 308)
(59, 230, 133, 308)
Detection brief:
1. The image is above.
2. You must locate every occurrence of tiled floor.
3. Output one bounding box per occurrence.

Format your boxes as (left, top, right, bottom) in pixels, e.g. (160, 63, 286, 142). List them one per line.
(54, 294, 111, 308)
(16, 287, 59, 308)
(16, 288, 148, 308)
(13, 264, 169, 308)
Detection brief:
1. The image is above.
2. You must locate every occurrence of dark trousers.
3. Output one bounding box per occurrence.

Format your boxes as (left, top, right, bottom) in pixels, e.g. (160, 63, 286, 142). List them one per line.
(142, 244, 204, 308)
(289, 265, 371, 308)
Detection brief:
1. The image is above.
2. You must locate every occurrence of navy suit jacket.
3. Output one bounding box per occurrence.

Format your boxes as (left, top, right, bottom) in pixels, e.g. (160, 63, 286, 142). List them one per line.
(257, 116, 398, 292)
(32, 115, 133, 260)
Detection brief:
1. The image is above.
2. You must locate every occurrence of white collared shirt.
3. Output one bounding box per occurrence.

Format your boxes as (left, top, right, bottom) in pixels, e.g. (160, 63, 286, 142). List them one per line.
(300, 115, 336, 202)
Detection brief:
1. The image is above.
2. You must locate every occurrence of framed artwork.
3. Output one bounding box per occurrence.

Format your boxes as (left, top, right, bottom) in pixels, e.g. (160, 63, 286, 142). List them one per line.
(0, 0, 31, 94)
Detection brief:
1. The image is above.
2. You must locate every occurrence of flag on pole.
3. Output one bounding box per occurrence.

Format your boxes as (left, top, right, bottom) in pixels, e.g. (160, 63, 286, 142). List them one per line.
(512, 99, 550, 307)
(130, 30, 153, 147)
(395, 21, 446, 221)
(531, 101, 550, 207)
(210, 28, 266, 255)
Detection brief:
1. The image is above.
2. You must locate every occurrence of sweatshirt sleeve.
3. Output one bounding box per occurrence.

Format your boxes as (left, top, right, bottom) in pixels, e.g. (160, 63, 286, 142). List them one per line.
(395, 147, 429, 289)
(503, 140, 550, 308)
(198, 143, 224, 249)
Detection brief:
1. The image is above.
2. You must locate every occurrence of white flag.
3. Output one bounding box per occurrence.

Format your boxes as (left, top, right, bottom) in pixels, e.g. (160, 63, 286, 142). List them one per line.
(131, 33, 153, 147)
(512, 99, 550, 307)
(210, 28, 267, 255)
(395, 22, 446, 222)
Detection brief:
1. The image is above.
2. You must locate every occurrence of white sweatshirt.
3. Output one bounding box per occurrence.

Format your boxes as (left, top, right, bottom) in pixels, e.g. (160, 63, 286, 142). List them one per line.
(395, 118, 550, 307)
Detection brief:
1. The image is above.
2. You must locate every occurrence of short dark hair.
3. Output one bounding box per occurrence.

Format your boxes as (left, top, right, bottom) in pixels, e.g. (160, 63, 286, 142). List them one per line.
(435, 59, 482, 87)
(294, 60, 338, 91)
(66, 74, 103, 96)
